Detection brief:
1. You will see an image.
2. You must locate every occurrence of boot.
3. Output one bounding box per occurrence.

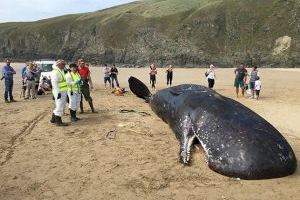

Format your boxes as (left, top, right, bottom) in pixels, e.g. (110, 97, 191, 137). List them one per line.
(88, 100, 97, 113)
(70, 109, 77, 122)
(55, 115, 68, 126)
(10, 98, 17, 102)
(50, 113, 56, 123)
(74, 111, 81, 121)
(80, 101, 84, 113)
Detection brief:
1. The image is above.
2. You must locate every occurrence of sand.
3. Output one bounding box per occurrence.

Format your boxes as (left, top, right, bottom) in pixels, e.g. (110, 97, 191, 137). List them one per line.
(0, 63, 299, 200)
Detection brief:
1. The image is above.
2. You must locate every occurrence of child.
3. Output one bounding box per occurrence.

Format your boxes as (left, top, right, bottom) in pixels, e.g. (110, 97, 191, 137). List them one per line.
(254, 76, 261, 100)
(103, 64, 111, 89)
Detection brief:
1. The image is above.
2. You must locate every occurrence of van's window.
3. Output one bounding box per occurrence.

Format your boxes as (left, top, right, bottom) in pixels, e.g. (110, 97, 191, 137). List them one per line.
(39, 64, 53, 72)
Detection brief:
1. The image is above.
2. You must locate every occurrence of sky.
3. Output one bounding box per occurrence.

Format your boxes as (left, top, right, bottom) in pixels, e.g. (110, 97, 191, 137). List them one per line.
(0, 0, 137, 23)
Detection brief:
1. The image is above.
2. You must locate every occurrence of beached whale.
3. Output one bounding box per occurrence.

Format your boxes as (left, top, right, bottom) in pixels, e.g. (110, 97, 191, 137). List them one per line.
(128, 76, 297, 180)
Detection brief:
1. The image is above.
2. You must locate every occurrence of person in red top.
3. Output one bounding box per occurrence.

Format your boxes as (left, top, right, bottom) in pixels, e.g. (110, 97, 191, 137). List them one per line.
(78, 59, 97, 113)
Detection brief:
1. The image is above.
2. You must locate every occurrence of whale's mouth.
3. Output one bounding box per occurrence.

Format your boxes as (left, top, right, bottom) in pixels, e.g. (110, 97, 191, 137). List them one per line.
(192, 138, 205, 153)
(191, 137, 210, 164)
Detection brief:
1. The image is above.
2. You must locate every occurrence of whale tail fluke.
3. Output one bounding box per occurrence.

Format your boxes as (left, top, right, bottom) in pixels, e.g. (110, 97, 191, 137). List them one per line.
(128, 76, 152, 101)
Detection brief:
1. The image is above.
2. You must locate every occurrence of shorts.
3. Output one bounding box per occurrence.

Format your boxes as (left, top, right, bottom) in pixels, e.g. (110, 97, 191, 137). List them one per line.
(255, 90, 260, 96)
(104, 77, 111, 83)
(249, 82, 255, 90)
(234, 79, 245, 88)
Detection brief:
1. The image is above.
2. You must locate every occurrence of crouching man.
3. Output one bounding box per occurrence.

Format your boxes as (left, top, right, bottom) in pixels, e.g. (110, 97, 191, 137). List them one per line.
(66, 63, 81, 122)
(50, 59, 68, 126)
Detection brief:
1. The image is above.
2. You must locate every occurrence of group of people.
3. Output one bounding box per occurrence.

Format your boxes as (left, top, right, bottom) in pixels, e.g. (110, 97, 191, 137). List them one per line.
(148, 64, 174, 89)
(21, 62, 43, 99)
(102, 63, 174, 90)
(205, 63, 261, 100)
(2, 58, 263, 126)
(1, 58, 97, 126)
(103, 64, 120, 89)
(234, 63, 261, 100)
(50, 59, 97, 126)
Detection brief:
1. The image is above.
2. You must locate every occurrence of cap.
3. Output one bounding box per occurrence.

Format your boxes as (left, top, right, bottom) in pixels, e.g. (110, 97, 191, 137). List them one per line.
(56, 59, 65, 66)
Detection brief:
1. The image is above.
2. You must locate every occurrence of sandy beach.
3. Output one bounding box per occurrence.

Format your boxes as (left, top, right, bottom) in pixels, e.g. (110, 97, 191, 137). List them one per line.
(0, 63, 299, 200)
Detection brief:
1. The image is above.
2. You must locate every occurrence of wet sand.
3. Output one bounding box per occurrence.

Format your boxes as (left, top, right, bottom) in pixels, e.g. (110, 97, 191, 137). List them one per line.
(0, 63, 299, 200)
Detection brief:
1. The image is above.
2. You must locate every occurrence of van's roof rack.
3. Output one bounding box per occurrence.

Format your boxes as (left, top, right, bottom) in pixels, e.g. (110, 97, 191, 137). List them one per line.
(39, 59, 55, 61)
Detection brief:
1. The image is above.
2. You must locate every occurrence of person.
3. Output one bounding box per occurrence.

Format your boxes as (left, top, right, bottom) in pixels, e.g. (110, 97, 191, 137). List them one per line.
(37, 77, 51, 95)
(65, 63, 81, 122)
(2, 58, 16, 103)
(103, 64, 111, 89)
(166, 65, 173, 86)
(149, 64, 157, 89)
(33, 63, 41, 92)
(206, 64, 216, 89)
(78, 59, 97, 113)
(254, 76, 261, 100)
(50, 59, 68, 126)
(234, 63, 248, 98)
(21, 64, 27, 98)
(248, 65, 260, 99)
(24, 62, 37, 99)
(21, 64, 27, 77)
(110, 64, 120, 88)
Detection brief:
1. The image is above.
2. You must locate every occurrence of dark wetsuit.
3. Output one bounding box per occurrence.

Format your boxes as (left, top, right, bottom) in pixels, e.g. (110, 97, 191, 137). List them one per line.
(167, 69, 173, 86)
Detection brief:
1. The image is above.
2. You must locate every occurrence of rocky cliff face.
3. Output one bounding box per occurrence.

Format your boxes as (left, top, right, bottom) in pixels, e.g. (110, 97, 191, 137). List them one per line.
(0, 0, 300, 67)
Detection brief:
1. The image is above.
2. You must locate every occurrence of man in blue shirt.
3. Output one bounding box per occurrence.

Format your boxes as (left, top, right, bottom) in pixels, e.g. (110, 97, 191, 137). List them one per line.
(2, 58, 16, 103)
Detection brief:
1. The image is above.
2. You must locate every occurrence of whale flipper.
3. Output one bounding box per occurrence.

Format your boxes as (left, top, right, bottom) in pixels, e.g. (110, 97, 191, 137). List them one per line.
(128, 76, 152, 101)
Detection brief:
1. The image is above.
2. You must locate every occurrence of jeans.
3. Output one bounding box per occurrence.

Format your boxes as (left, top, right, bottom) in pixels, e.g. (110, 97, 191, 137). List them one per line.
(4, 79, 14, 101)
(111, 75, 119, 88)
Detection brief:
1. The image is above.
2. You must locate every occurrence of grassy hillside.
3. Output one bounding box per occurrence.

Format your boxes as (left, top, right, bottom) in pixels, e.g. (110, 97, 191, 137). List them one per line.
(0, 0, 299, 67)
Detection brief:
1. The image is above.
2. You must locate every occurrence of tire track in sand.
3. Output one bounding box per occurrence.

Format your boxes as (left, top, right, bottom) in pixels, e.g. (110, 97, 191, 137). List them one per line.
(0, 110, 49, 166)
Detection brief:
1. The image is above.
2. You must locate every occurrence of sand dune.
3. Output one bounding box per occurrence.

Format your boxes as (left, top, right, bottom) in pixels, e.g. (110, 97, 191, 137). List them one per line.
(0, 63, 299, 199)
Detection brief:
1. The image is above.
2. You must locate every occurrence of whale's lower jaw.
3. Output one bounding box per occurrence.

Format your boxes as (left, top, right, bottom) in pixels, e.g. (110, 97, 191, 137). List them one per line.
(180, 135, 297, 180)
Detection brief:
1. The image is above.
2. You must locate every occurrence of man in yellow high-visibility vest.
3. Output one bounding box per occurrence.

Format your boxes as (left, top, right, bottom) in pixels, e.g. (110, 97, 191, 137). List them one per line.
(65, 63, 81, 122)
(50, 59, 68, 126)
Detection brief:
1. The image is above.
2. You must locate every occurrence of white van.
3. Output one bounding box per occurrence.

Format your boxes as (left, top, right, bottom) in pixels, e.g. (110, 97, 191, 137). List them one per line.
(33, 60, 56, 80)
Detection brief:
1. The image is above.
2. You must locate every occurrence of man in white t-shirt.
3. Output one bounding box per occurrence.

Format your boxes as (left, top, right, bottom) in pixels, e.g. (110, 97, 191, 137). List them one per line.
(206, 64, 216, 89)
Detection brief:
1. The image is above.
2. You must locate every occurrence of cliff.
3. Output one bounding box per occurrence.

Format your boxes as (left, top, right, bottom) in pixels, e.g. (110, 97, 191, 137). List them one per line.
(0, 0, 299, 67)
